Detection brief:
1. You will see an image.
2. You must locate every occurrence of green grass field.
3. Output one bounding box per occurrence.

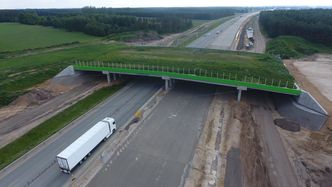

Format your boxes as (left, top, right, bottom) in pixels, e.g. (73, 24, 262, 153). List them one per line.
(266, 36, 332, 59)
(0, 43, 294, 106)
(0, 23, 98, 52)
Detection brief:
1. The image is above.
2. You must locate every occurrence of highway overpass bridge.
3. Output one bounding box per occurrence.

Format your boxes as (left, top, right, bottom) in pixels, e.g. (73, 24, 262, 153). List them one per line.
(73, 61, 301, 101)
(72, 61, 327, 130)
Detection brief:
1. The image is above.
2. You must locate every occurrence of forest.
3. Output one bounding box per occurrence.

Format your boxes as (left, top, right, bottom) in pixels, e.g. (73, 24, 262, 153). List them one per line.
(0, 9, 193, 36)
(0, 7, 245, 37)
(260, 9, 332, 46)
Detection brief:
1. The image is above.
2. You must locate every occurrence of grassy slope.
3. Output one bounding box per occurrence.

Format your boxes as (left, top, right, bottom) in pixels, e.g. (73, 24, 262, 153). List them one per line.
(0, 23, 97, 52)
(192, 19, 210, 27)
(266, 36, 332, 59)
(0, 43, 293, 106)
(107, 31, 161, 42)
(0, 85, 123, 170)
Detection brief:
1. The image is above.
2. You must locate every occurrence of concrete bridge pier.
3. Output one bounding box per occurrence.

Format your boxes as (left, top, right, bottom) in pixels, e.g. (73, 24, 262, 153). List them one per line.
(162, 76, 173, 91)
(103, 71, 112, 85)
(237, 86, 247, 101)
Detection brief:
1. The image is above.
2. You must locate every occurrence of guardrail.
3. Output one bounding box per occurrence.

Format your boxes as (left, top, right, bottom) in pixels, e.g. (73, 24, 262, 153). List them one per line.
(73, 61, 302, 96)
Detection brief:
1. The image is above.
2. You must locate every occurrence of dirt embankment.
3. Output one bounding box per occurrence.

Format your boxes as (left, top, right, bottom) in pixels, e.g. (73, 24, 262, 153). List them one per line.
(285, 55, 332, 121)
(184, 91, 275, 187)
(0, 73, 108, 148)
(236, 101, 272, 187)
(0, 79, 72, 121)
(278, 127, 332, 187)
(281, 54, 332, 186)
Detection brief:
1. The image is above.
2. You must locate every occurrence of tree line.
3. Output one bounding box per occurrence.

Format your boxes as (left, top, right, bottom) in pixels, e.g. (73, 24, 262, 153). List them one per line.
(0, 9, 194, 36)
(260, 9, 332, 46)
(79, 7, 246, 20)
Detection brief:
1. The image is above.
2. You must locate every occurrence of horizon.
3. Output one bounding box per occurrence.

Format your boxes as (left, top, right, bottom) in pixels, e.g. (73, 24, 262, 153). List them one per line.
(1, 0, 332, 10)
(1, 5, 332, 10)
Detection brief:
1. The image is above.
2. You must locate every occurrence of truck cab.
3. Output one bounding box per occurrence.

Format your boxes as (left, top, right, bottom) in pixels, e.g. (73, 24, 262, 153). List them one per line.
(102, 117, 116, 138)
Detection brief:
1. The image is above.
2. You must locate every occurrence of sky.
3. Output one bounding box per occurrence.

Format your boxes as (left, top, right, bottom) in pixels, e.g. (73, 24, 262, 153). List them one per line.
(1, 0, 332, 9)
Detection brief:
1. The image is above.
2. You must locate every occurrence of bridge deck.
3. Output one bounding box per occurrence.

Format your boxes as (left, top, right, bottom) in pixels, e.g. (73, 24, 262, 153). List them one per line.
(73, 63, 301, 96)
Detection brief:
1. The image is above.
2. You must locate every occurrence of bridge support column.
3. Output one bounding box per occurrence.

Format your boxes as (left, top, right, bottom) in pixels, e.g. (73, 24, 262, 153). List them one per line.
(102, 71, 111, 85)
(237, 86, 247, 102)
(162, 76, 172, 91)
(113, 73, 117, 81)
(107, 73, 111, 85)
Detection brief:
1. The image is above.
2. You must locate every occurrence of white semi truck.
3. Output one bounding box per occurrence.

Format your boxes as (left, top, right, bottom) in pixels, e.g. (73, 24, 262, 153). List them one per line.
(56, 117, 116, 173)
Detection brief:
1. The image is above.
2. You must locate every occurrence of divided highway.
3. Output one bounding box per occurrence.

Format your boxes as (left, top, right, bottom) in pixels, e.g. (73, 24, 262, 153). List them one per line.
(88, 82, 215, 187)
(188, 13, 257, 50)
(0, 78, 161, 187)
(86, 13, 253, 186)
(0, 12, 257, 187)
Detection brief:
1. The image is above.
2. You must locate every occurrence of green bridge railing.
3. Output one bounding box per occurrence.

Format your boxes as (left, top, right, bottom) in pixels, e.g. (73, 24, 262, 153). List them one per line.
(73, 61, 302, 96)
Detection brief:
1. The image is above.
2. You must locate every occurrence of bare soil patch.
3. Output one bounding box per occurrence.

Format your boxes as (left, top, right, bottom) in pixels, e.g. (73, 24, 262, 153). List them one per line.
(274, 118, 301, 132)
(277, 127, 332, 187)
(280, 55, 332, 186)
(293, 54, 332, 102)
(237, 99, 272, 187)
(0, 72, 107, 148)
(284, 55, 332, 129)
(184, 90, 279, 187)
(0, 76, 73, 121)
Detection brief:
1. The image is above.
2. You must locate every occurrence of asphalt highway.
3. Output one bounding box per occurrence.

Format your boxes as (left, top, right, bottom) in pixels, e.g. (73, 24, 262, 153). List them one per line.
(187, 13, 257, 50)
(0, 78, 161, 187)
(88, 82, 215, 187)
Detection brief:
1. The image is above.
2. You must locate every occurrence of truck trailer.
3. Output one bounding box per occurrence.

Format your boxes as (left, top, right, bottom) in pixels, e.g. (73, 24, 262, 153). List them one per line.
(56, 117, 116, 173)
(246, 27, 254, 42)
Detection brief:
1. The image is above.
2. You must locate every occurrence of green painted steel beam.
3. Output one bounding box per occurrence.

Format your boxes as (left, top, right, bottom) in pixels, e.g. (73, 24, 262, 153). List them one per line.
(74, 65, 302, 96)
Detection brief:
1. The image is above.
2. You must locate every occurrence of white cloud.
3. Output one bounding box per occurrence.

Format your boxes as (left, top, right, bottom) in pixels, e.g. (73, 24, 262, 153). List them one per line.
(0, 0, 331, 9)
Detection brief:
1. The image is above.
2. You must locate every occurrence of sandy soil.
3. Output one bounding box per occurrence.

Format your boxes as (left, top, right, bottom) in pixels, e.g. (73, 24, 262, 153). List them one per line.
(183, 89, 297, 187)
(140, 33, 182, 47)
(184, 93, 230, 187)
(284, 55, 332, 129)
(293, 54, 332, 102)
(280, 55, 332, 186)
(237, 98, 273, 187)
(0, 79, 72, 121)
(0, 73, 108, 148)
(277, 126, 332, 187)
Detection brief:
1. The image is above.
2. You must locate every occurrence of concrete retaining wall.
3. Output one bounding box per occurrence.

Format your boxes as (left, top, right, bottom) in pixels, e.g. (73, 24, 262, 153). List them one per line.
(273, 92, 328, 131)
(55, 65, 75, 78)
(295, 90, 328, 114)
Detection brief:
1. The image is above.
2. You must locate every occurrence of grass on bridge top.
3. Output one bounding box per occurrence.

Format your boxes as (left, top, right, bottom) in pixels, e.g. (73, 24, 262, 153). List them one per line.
(0, 23, 98, 52)
(93, 45, 294, 85)
(0, 43, 294, 106)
